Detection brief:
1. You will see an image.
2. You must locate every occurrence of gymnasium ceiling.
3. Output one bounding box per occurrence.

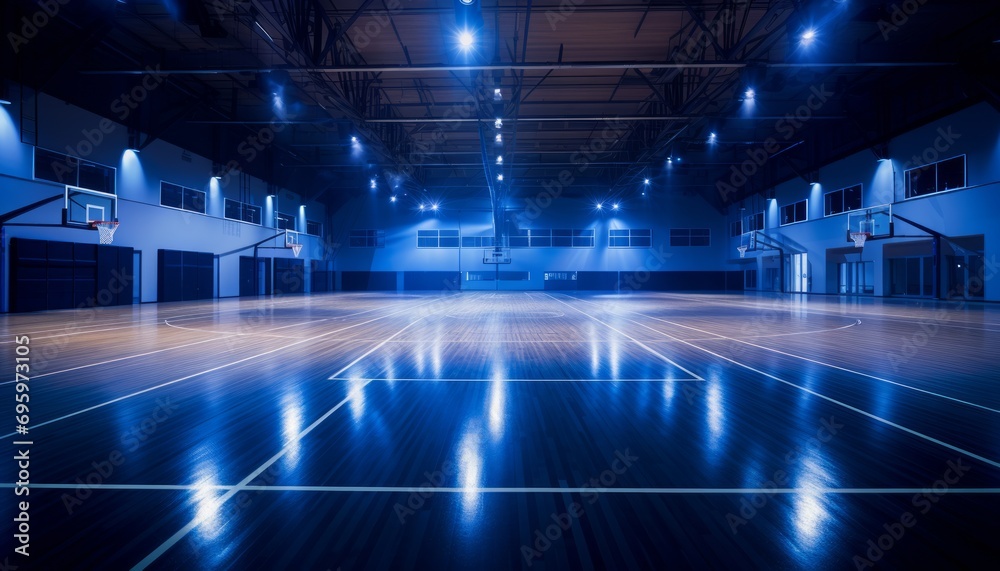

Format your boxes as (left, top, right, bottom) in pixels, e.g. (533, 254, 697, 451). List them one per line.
(2, 0, 999, 214)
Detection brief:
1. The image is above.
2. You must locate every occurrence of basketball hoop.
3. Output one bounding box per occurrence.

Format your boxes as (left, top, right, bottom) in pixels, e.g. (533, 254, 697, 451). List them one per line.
(90, 221, 119, 244)
(290, 243, 303, 258)
(737, 245, 748, 258)
(850, 231, 871, 248)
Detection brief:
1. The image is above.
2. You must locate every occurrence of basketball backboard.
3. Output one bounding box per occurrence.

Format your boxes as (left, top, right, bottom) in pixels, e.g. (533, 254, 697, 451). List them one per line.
(64, 185, 117, 227)
(846, 205, 892, 244)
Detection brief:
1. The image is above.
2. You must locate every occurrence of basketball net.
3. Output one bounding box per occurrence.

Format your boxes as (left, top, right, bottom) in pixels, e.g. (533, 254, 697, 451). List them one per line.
(92, 221, 119, 244)
(290, 243, 303, 258)
(737, 245, 748, 258)
(850, 232, 870, 248)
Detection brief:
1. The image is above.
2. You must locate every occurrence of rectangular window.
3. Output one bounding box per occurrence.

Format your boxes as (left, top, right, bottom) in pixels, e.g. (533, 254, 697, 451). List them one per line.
(780, 199, 808, 225)
(609, 228, 651, 248)
(670, 228, 711, 247)
(730, 221, 743, 238)
(349, 229, 384, 248)
(226, 199, 263, 225)
(552, 228, 572, 248)
(824, 184, 862, 216)
(529, 229, 552, 248)
(745, 269, 758, 289)
(275, 211, 294, 230)
(161, 181, 206, 215)
(417, 229, 460, 248)
(306, 220, 322, 236)
(462, 235, 496, 248)
(34, 147, 116, 194)
(905, 155, 966, 198)
(572, 229, 595, 248)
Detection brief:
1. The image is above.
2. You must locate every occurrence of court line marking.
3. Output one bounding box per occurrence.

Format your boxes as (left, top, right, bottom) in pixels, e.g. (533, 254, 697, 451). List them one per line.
(540, 293, 703, 380)
(0, 318, 340, 386)
(550, 294, 1000, 471)
(135, 305, 446, 570)
(652, 291, 1000, 332)
(0, 295, 452, 440)
(8, 483, 1000, 494)
(575, 296, 1000, 414)
(0, 294, 315, 341)
(326, 377, 704, 382)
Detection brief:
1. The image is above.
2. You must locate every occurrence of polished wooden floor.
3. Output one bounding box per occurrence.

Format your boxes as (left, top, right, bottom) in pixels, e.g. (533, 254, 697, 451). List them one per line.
(2, 291, 999, 570)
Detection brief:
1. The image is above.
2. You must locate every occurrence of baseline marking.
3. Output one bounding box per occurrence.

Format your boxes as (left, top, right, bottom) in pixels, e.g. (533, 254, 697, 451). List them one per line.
(551, 294, 1000, 470)
(540, 293, 703, 380)
(6, 483, 1000, 495)
(133, 308, 443, 570)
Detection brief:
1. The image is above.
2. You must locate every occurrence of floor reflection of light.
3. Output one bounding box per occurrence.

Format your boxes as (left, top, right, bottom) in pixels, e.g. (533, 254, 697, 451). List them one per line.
(662, 380, 675, 407)
(384, 356, 396, 388)
(488, 380, 506, 439)
(431, 339, 442, 378)
(791, 489, 828, 547)
(609, 337, 620, 381)
(706, 383, 723, 440)
(457, 429, 484, 518)
(281, 391, 303, 466)
(414, 345, 425, 376)
(190, 466, 223, 542)
(347, 378, 367, 421)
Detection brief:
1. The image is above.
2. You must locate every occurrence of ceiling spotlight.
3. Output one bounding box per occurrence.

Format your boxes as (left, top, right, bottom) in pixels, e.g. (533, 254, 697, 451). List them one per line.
(744, 88, 755, 100)
(494, 88, 502, 101)
(431, 203, 439, 211)
(390, 195, 397, 203)
(497, 174, 503, 181)
(612, 203, 619, 211)
(351, 136, 358, 143)
(494, 118, 503, 129)
(667, 157, 673, 163)
(419, 204, 425, 211)
(459, 0, 474, 4)
(496, 155, 503, 165)
(801, 28, 817, 44)
(370, 178, 376, 189)
(596, 202, 603, 210)
(644, 178, 650, 185)
(495, 133, 502, 144)
(458, 30, 475, 50)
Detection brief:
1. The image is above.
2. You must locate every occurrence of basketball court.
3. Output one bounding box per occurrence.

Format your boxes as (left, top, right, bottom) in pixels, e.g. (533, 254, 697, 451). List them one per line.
(3, 290, 998, 568)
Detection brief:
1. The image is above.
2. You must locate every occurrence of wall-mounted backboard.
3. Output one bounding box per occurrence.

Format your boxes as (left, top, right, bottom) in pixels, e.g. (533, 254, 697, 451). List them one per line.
(64, 185, 117, 227)
(846, 204, 892, 243)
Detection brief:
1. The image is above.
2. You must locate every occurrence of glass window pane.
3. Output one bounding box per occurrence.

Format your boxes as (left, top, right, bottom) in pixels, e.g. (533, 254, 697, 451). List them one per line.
(631, 236, 651, 248)
(936, 156, 965, 191)
(794, 200, 807, 223)
(610, 237, 629, 247)
(843, 184, 862, 211)
(160, 183, 183, 208)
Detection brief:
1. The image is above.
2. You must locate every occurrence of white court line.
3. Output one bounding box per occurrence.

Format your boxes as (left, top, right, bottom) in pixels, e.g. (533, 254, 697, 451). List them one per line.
(326, 377, 704, 382)
(134, 304, 446, 570)
(540, 293, 703, 381)
(653, 291, 1000, 332)
(578, 296, 1000, 414)
(7, 483, 1000, 494)
(0, 318, 339, 387)
(0, 294, 314, 341)
(0, 295, 450, 440)
(552, 294, 1000, 471)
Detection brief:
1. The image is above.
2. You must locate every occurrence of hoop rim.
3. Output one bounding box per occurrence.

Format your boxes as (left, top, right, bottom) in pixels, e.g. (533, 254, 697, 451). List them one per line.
(849, 231, 871, 248)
